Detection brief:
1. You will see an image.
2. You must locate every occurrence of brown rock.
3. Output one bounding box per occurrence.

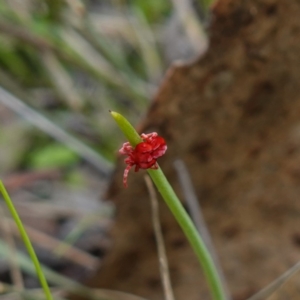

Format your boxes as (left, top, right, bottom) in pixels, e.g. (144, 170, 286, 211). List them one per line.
(77, 0, 300, 299)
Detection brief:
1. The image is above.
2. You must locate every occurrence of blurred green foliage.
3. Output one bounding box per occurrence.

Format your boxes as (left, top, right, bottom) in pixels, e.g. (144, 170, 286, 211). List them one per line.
(130, 0, 171, 22)
(28, 143, 79, 169)
(0, 0, 209, 173)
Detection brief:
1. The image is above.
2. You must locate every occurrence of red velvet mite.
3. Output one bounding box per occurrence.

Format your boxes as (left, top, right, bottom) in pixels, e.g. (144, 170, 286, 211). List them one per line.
(119, 132, 167, 187)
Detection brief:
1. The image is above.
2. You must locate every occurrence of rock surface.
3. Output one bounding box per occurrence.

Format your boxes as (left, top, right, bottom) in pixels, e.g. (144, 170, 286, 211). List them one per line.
(78, 0, 300, 299)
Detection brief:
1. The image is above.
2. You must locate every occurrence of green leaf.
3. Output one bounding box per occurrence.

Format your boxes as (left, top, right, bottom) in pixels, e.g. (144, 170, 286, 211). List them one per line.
(29, 143, 79, 169)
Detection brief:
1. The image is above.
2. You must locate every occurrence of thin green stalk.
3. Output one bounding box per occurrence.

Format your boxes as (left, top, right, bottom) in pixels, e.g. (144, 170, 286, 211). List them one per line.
(111, 111, 226, 300)
(0, 181, 53, 300)
(147, 168, 224, 300)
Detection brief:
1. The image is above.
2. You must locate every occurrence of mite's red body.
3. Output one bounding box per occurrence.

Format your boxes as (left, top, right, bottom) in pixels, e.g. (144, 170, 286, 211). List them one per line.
(119, 132, 167, 187)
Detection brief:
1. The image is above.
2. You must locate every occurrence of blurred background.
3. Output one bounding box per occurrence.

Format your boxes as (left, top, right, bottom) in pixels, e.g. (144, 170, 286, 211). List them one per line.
(0, 0, 210, 296)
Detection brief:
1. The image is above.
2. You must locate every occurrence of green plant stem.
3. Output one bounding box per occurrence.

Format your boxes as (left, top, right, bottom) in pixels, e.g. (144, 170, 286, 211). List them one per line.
(110, 111, 226, 300)
(148, 168, 225, 300)
(0, 181, 53, 300)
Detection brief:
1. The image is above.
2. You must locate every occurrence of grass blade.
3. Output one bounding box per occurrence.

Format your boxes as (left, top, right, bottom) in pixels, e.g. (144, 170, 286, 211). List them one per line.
(247, 261, 300, 300)
(0, 86, 113, 176)
(0, 181, 53, 300)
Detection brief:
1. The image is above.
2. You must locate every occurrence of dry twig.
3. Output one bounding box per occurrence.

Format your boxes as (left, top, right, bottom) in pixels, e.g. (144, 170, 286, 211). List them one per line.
(145, 175, 175, 300)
